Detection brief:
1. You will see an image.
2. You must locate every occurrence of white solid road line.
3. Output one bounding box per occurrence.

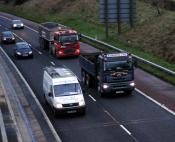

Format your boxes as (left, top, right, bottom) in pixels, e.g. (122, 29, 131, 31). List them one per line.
(120, 125, 132, 135)
(50, 61, 55, 66)
(135, 88, 175, 116)
(88, 94, 96, 102)
(24, 25, 38, 33)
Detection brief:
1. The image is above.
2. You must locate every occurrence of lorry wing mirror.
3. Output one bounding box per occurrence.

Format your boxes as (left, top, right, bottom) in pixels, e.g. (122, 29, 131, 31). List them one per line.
(78, 33, 82, 40)
(133, 60, 138, 68)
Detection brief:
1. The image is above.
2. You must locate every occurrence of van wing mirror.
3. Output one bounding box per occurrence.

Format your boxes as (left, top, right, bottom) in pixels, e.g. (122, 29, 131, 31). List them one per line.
(48, 92, 53, 97)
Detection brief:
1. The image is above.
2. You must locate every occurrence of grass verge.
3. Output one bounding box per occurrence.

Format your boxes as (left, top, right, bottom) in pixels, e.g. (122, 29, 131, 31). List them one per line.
(0, 3, 175, 85)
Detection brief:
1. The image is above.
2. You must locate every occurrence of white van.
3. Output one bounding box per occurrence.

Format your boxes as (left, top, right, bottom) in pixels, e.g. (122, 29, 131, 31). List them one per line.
(43, 66, 86, 116)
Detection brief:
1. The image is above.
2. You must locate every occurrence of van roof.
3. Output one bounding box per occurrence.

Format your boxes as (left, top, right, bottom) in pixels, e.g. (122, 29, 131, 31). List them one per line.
(45, 66, 75, 78)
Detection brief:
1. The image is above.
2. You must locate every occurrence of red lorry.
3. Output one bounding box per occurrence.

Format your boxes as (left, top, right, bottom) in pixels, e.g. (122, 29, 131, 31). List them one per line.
(39, 22, 80, 57)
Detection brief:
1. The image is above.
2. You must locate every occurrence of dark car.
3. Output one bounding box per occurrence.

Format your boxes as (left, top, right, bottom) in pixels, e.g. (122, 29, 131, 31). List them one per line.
(14, 42, 33, 59)
(1, 31, 15, 44)
(12, 20, 24, 29)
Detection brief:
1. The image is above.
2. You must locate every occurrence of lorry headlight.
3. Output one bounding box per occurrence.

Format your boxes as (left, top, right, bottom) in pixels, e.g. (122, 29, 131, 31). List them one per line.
(130, 82, 135, 87)
(103, 84, 109, 89)
(79, 99, 85, 106)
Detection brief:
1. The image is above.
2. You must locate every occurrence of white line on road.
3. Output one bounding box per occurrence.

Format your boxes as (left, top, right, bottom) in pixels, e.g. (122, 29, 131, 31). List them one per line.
(0, 15, 11, 21)
(13, 33, 25, 42)
(88, 94, 96, 102)
(24, 25, 38, 33)
(38, 51, 42, 55)
(50, 61, 55, 66)
(120, 125, 132, 135)
(28, 44, 31, 47)
(136, 88, 175, 116)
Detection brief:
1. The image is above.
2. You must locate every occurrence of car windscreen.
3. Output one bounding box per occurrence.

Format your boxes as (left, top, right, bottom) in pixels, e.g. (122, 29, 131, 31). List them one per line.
(3, 32, 13, 37)
(104, 61, 133, 71)
(13, 20, 22, 24)
(59, 34, 78, 43)
(54, 83, 81, 96)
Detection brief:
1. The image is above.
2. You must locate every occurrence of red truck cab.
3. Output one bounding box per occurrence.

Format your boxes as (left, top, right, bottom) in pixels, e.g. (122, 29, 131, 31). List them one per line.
(53, 29, 80, 57)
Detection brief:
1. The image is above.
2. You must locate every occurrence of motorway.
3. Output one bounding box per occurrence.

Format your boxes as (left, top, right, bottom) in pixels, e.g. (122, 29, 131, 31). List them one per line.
(0, 12, 175, 142)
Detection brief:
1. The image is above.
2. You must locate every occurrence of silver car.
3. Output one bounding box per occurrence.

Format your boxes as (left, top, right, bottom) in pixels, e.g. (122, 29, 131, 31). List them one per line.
(12, 20, 24, 29)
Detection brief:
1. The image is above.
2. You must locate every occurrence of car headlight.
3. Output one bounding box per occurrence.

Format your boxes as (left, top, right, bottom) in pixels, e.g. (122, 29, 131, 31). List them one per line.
(16, 52, 21, 55)
(3, 38, 6, 40)
(12, 37, 15, 40)
(13, 24, 17, 27)
(103, 84, 109, 89)
(29, 51, 32, 54)
(21, 23, 24, 26)
(130, 82, 135, 87)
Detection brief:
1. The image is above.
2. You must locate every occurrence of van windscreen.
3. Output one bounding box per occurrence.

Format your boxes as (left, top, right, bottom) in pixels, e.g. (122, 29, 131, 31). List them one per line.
(54, 83, 81, 96)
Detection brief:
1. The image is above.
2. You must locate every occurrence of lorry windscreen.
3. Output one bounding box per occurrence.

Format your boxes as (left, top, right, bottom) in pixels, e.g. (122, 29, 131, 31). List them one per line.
(54, 83, 81, 96)
(59, 34, 78, 42)
(104, 61, 132, 71)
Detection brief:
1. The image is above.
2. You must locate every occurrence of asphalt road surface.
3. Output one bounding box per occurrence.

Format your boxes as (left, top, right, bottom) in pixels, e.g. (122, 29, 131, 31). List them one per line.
(0, 12, 175, 142)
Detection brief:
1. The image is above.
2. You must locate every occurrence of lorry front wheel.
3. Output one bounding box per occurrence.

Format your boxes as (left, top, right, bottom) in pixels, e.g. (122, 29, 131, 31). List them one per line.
(82, 71, 86, 85)
(98, 83, 105, 97)
(86, 74, 92, 87)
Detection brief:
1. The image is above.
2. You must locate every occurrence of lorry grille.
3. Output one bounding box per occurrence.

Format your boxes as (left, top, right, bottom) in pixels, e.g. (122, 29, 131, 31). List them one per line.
(64, 49, 75, 54)
(62, 103, 79, 108)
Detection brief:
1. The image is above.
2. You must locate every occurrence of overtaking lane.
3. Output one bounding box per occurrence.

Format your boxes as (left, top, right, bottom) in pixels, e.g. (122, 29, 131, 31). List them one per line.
(1, 15, 175, 142)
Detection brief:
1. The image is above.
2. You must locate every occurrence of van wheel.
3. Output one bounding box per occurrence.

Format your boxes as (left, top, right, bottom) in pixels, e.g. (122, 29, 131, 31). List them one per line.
(53, 108, 57, 117)
(44, 94, 48, 105)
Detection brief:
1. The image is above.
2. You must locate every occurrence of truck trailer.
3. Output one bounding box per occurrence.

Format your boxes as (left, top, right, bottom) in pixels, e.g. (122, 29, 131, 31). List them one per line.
(39, 22, 80, 57)
(79, 52, 135, 96)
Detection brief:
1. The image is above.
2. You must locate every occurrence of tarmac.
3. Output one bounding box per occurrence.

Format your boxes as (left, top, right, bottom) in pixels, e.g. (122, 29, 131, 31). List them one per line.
(0, 46, 59, 142)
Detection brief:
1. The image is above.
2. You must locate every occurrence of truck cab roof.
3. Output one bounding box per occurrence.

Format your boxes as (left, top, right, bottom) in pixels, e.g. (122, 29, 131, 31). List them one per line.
(99, 52, 132, 62)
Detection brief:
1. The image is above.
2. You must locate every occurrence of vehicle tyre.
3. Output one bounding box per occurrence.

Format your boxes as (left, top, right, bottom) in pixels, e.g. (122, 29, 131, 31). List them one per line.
(49, 47, 52, 55)
(98, 82, 105, 97)
(82, 71, 86, 85)
(52, 108, 57, 117)
(43, 94, 49, 105)
(86, 74, 91, 87)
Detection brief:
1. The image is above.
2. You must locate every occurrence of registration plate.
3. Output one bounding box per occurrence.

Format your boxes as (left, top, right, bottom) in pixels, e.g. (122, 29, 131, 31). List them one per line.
(115, 91, 124, 94)
(67, 110, 77, 114)
(23, 54, 28, 57)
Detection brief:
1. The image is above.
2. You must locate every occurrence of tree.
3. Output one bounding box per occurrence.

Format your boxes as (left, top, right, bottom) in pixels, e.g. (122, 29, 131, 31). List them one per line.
(152, 0, 161, 15)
